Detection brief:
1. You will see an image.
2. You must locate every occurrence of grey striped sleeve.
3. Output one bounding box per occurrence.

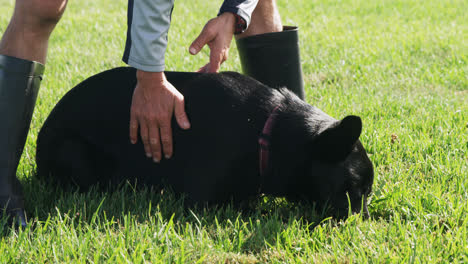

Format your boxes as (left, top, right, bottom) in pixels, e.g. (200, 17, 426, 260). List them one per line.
(123, 0, 175, 72)
(219, 0, 259, 27)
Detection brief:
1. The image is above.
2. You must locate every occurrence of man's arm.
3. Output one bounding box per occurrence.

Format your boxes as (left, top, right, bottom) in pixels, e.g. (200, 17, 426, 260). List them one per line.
(123, 0, 174, 71)
(124, 0, 190, 163)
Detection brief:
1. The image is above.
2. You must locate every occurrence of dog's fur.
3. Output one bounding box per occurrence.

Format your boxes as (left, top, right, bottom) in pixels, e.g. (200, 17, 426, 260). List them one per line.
(36, 67, 374, 217)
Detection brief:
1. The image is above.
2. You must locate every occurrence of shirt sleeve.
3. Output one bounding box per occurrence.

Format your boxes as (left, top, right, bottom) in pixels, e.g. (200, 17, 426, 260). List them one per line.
(122, 0, 175, 72)
(218, 0, 259, 28)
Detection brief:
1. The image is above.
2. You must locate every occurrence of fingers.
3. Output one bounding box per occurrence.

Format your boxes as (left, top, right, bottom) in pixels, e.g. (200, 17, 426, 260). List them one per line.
(139, 120, 152, 159)
(148, 119, 162, 162)
(189, 22, 214, 55)
(159, 120, 172, 159)
(129, 110, 138, 144)
(190, 18, 232, 73)
(207, 49, 225, 73)
(197, 63, 209, 73)
(138, 113, 174, 163)
(196, 49, 226, 73)
(174, 94, 190, 130)
(132, 71, 190, 162)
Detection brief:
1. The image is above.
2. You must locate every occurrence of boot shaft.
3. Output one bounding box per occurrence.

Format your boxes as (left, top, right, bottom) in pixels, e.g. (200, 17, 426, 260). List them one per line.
(0, 54, 43, 198)
(236, 26, 305, 99)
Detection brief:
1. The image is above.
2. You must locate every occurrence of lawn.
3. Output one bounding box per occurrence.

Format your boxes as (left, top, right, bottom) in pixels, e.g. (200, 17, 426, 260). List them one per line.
(1, 0, 467, 262)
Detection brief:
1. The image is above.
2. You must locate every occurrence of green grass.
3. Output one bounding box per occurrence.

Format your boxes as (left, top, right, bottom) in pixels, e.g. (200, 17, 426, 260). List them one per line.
(1, 0, 467, 262)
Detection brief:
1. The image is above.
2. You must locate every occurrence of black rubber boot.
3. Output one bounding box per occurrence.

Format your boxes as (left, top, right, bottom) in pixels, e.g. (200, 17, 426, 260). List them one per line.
(0, 54, 44, 228)
(236, 26, 305, 99)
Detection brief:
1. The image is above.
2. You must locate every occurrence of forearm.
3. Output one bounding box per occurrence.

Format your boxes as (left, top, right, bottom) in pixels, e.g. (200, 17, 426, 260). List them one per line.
(219, 0, 259, 27)
(123, 0, 175, 72)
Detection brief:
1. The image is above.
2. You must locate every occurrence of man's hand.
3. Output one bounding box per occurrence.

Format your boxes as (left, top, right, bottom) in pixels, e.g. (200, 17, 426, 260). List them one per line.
(189, 12, 236, 73)
(130, 70, 190, 162)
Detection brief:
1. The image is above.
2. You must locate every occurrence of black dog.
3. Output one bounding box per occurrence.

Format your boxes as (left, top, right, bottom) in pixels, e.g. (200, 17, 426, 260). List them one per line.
(36, 67, 374, 217)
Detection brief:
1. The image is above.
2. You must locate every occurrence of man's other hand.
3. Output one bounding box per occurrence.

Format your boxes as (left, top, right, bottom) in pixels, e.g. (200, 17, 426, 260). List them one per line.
(189, 12, 236, 73)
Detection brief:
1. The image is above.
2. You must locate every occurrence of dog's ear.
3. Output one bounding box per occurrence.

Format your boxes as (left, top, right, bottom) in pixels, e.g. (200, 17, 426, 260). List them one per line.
(312, 115, 362, 161)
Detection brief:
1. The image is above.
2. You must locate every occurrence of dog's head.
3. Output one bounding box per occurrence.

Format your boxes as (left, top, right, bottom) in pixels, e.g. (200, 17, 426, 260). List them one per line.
(301, 115, 374, 218)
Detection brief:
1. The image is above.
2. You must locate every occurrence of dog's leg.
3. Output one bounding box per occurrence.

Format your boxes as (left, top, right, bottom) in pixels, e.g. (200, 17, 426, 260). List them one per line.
(42, 137, 117, 191)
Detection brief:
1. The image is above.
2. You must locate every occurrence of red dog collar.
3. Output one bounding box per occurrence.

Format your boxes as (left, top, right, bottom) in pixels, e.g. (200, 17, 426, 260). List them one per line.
(258, 106, 280, 192)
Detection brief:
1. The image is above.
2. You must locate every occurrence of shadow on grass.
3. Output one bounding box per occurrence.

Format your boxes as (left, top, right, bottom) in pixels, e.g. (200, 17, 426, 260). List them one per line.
(7, 173, 338, 254)
(23, 174, 326, 219)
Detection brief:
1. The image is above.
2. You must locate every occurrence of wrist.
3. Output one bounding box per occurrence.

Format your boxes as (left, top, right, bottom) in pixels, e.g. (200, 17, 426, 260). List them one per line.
(136, 70, 166, 85)
(220, 12, 246, 35)
(218, 12, 238, 34)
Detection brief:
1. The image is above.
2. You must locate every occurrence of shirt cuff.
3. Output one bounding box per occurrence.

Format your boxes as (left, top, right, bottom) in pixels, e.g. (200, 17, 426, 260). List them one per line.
(218, 0, 258, 28)
(219, 7, 251, 27)
(126, 57, 165, 72)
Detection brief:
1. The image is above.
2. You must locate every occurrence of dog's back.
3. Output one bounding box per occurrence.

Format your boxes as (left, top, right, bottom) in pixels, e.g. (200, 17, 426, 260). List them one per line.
(37, 68, 282, 198)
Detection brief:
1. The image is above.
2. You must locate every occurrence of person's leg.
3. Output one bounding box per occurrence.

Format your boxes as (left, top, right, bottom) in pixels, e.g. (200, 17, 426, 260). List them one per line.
(0, 0, 68, 228)
(235, 0, 305, 99)
(0, 0, 68, 63)
(235, 0, 283, 40)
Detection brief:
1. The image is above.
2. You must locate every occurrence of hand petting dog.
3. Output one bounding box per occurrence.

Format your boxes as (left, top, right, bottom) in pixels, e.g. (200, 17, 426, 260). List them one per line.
(130, 71, 190, 163)
(130, 13, 236, 162)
